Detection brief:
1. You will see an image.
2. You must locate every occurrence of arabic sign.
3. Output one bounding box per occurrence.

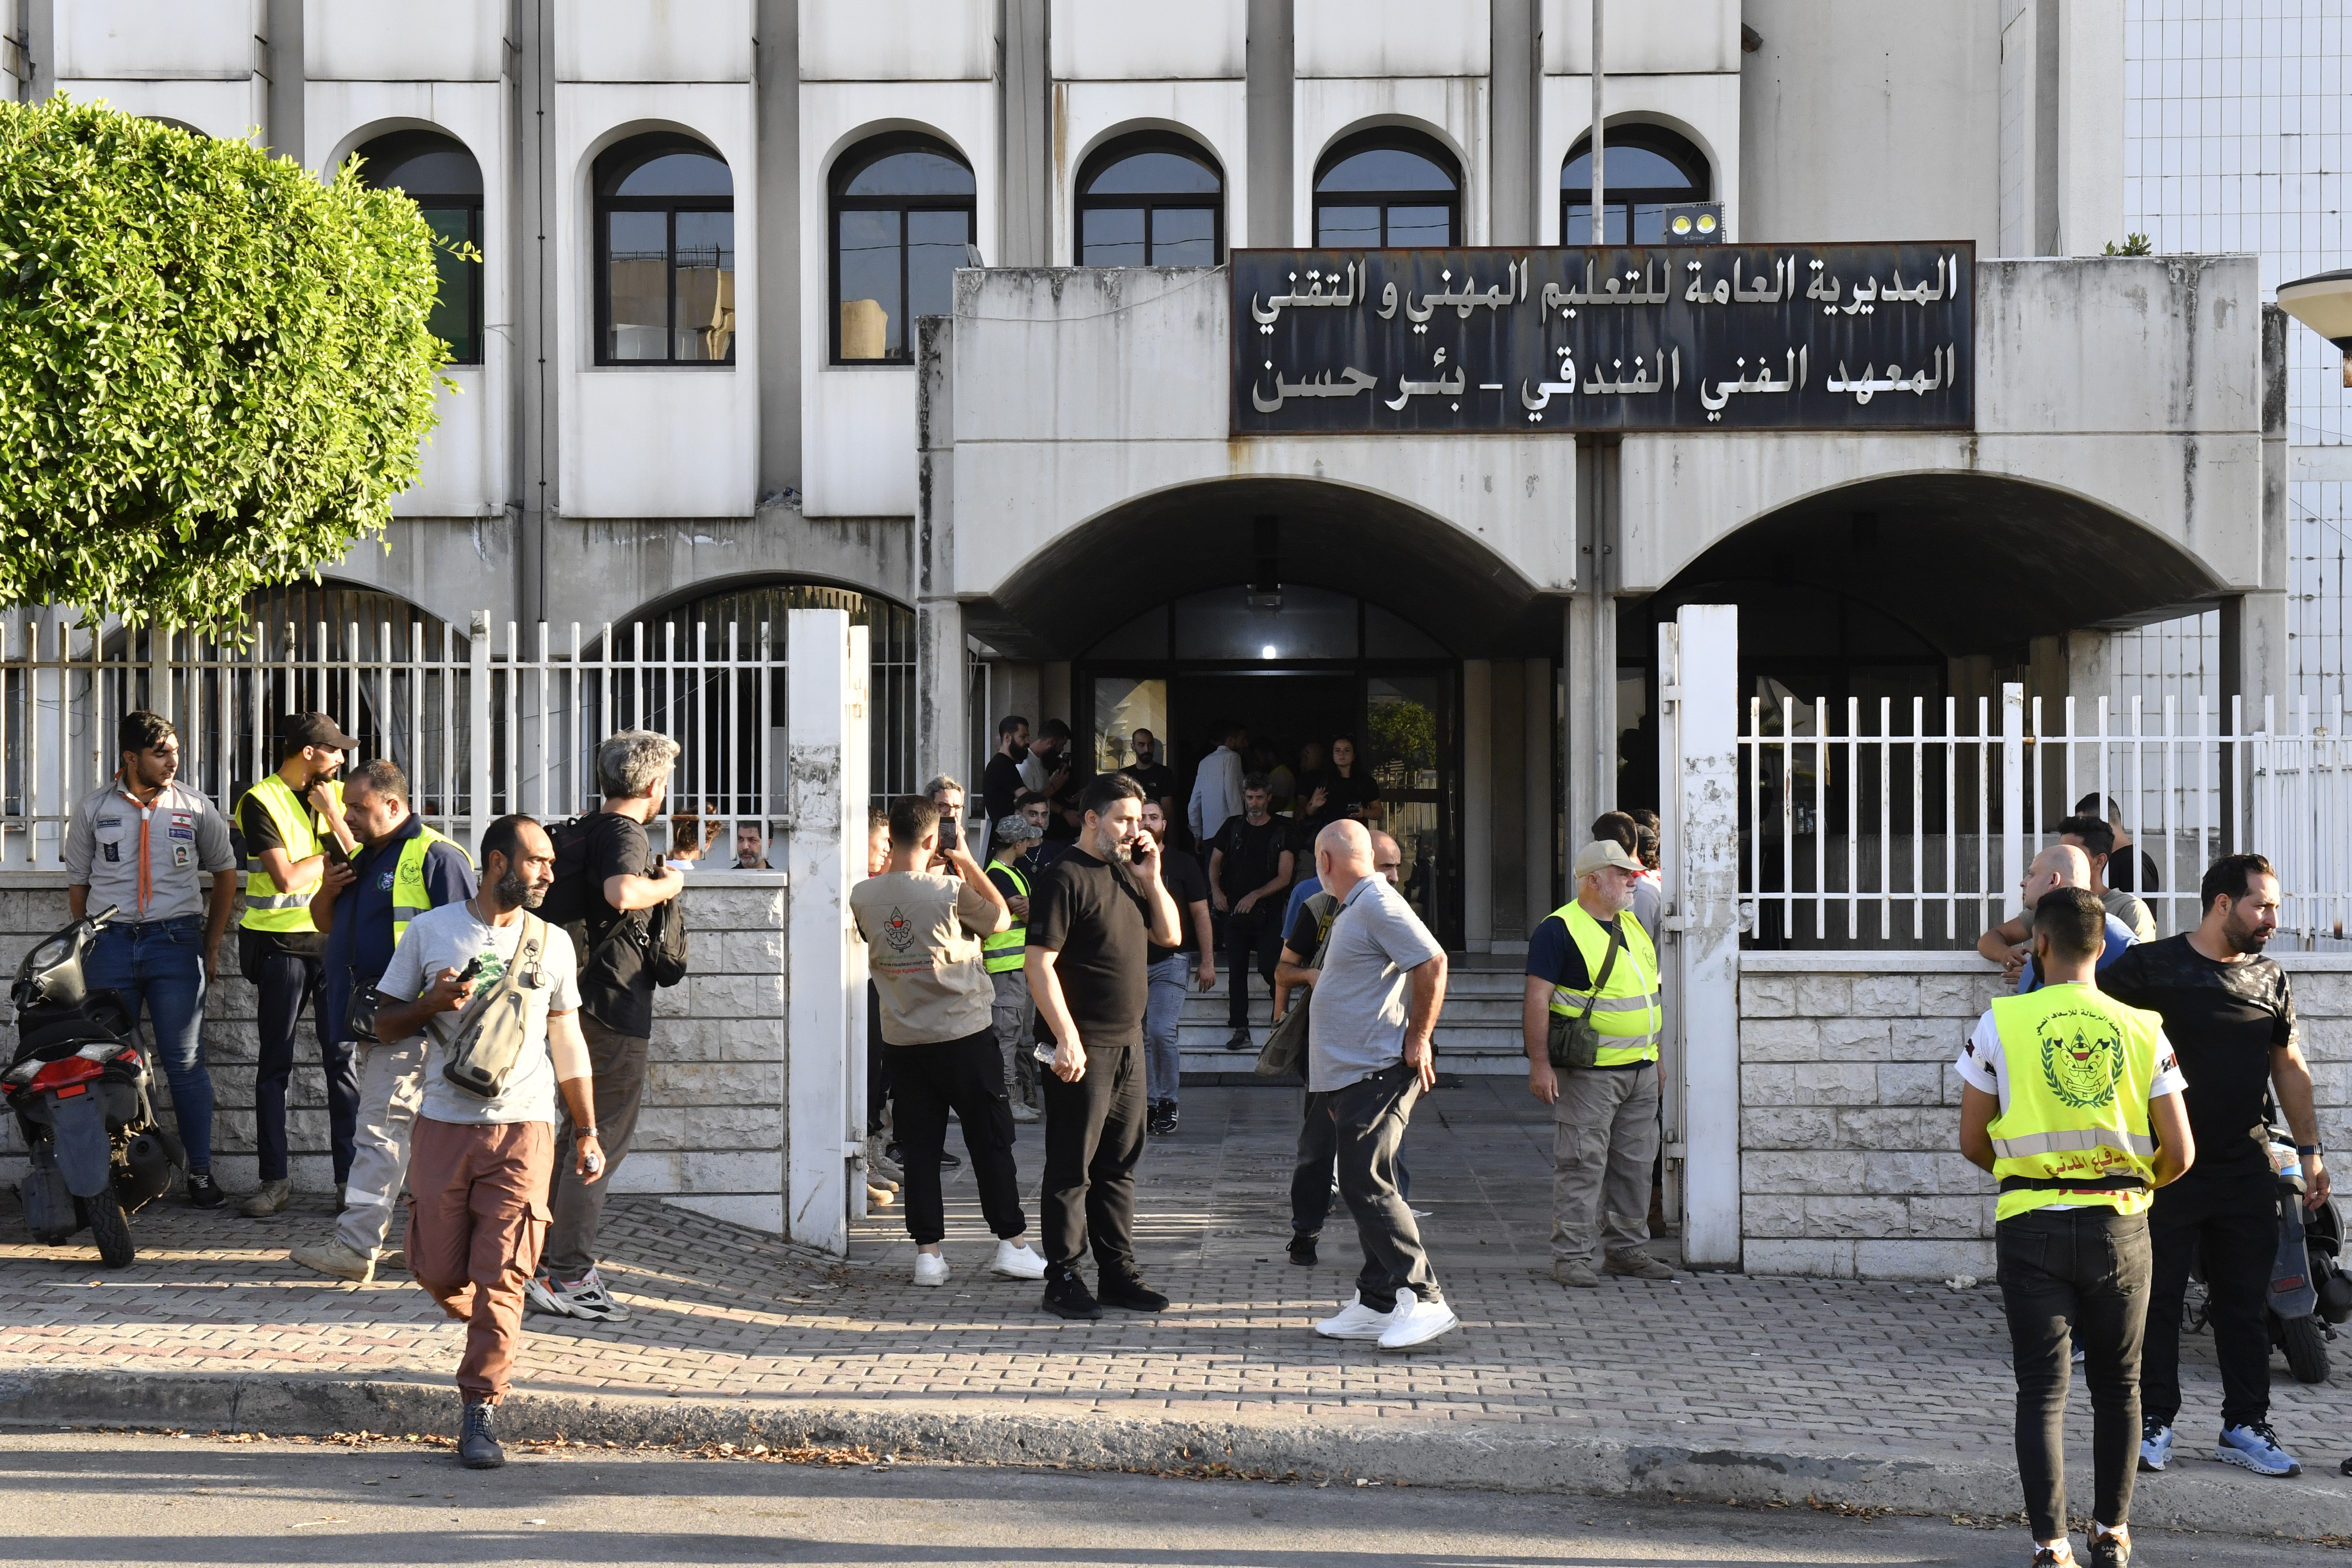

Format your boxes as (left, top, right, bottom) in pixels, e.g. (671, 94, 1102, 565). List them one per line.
(1231, 242, 1973, 435)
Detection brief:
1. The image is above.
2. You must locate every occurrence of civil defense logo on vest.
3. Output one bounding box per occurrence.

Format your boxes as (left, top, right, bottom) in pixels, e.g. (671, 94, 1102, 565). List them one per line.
(882, 907, 915, 953)
(2037, 1010, 2125, 1110)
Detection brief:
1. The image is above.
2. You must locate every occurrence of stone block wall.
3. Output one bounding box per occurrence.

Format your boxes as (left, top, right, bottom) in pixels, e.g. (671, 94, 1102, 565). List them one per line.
(0, 871, 793, 1233)
(1739, 951, 2352, 1280)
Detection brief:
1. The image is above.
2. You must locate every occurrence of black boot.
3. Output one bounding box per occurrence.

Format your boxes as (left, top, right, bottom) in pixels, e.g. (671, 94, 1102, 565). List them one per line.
(1287, 1232, 1317, 1266)
(458, 1401, 505, 1469)
(1042, 1263, 1103, 1320)
(1098, 1270, 1171, 1312)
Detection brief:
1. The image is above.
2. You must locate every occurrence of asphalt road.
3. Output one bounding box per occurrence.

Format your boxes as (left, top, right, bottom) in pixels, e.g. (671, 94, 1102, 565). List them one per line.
(0, 1431, 2325, 1566)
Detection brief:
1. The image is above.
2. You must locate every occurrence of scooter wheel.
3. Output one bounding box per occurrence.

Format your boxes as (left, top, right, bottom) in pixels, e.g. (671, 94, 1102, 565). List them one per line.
(2281, 1312, 2330, 1385)
(86, 1193, 136, 1268)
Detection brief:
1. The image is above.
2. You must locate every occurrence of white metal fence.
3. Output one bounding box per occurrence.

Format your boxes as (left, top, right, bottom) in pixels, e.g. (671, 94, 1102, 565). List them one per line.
(0, 610, 794, 866)
(1740, 683, 2351, 950)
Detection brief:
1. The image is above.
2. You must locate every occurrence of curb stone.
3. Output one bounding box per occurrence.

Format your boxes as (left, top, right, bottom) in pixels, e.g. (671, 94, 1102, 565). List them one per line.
(1, 1368, 2348, 1541)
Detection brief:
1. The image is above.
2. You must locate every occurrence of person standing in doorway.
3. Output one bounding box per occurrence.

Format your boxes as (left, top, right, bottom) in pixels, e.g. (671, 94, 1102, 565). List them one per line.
(1122, 729, 1177, 828)
(983, 811, 1046, 1123)
(64, 712, 240, 1207)
(1210, 775, 1296, 1051)
(1186, 720, 1248, 856)
(982, 714, 1031, 848)
(1304, 820, 1455, 1350)
(1139, 798, 1214, 1136)
(851, 795, 1045, 1288)
(2104, 854, 2328, 1481)
(1957, 886, 2195, 1568)
(1304, 734, 1382, 835)
(239, 712, 362, 1217)
(1526, 840, 1677, 1288)
(1025, 772, 1183, 1319)
(288, 759, 476, 1283)
(526, 730, 686, 1325)
(1290, 740, 1328, 825)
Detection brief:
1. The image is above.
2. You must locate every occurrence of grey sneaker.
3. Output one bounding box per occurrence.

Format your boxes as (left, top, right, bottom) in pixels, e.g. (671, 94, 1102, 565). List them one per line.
(1225, 1027, 1254, 1051)
(1552, 1258, 1601, 1288)
(522, 1274, 573, 1318)
(241, 1179, 292, 1217)
(289, 1236, 373, 1283)
(866, 1136, 904, 1185)
(1603, 1249, 1677, 1281)
(457, 1401, 504, 1469)
(547, 1265, 633, 1323)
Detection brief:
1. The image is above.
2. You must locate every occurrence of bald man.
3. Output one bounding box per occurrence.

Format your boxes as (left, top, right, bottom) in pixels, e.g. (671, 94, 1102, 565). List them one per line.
(1977, 844, 2141, 992)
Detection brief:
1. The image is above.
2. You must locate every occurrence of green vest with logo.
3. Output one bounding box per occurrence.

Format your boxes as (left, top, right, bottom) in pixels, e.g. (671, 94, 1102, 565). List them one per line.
(238, 773, 343, 933)
(1986, 982, 2167, 1222)
(1544, 901, 1662, 1067)
(982, 859, 1029, 973)
(391, 823, 469, 946)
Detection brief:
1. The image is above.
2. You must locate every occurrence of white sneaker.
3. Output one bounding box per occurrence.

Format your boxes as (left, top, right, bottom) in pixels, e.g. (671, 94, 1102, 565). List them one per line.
(547, 1266, 633, 1324)
(1313, 1290, 1392, 1340)
(990, 1238, 1047, 1279)
(1377, 1288, 1459, 1350)
(522, 1274, 574, 1318)
(913, 1250, 950, 1287)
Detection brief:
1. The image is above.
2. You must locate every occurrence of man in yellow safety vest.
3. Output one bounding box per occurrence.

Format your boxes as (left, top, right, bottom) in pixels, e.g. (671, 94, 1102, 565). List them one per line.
(1957, 886, 2196, 1568)
(237, 711, 361, 1217)
(1524, 839, 1675, 1288)
(983, 811, 1044, 1122)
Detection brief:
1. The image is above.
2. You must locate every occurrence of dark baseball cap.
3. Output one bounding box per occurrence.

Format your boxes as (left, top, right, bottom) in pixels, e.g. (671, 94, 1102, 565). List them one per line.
(280, 711, 360, 753)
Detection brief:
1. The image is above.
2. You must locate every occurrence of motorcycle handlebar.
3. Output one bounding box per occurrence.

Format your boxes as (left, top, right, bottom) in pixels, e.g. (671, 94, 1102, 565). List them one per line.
(86, 905, 118, 929)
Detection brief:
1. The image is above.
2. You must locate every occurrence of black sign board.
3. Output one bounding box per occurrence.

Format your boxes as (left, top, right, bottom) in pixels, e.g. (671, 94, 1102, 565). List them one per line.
(1231, 242, 1973, 435)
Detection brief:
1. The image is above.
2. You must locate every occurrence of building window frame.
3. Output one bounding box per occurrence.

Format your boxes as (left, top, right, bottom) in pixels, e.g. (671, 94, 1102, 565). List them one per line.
(1312, 128, 1462, 248)
(353, 129, 485, 366)
(1559, 124, 1710, 246)
(592, 132, 737, 368)
(1074, 131, 1225, 267)
(829, 131, 977, 367)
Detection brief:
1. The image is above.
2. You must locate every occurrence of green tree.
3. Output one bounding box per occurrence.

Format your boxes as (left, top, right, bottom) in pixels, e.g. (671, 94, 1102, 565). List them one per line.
(0, 97, 448, 632)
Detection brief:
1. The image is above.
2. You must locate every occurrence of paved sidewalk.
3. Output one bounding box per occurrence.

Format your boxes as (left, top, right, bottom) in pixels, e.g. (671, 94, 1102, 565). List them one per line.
(4, 1082, 2350, 1534)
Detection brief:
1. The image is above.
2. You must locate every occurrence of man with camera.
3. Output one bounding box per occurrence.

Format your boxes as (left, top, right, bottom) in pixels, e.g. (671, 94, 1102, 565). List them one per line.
(237, 712, 363, 1217)
(373, 813, 600, 1471)
(286, 759, 476, 1284)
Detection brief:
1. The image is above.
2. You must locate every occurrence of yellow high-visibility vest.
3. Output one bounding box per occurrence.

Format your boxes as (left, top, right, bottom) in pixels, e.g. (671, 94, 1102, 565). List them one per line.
(238, 773, 342, 933)
(390, 822, 469, 946)
(1986, 982, 2167, 1222)
(982, 859, 1028, 974)
(1544, 901, 1662, 1067)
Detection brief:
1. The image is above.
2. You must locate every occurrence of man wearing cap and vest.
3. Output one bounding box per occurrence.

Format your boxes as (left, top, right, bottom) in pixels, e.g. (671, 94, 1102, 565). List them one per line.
(237, 712, 362, 1217)
(984, 810, 1044, 1122)
(1524, 839, 1676, 1288)
(287, 758, 476, 1283)
(1957, 886, 2195, 1568)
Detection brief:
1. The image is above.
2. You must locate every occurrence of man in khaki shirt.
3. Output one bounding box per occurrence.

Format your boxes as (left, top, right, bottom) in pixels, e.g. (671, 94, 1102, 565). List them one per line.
(850, 795, 1047, 1288)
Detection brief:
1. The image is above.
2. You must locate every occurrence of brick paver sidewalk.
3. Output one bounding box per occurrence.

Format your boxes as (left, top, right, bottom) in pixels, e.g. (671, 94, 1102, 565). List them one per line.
(3, 1082, 2344, 1469)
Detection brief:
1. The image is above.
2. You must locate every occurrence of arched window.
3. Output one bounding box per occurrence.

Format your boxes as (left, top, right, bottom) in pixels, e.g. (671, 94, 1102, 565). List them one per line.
(1561, 125, 1709, 245)
(1313, 130, 1460, 248)
(831, 133, 975, 364)
(1075, 132, 1222, 266)
(593, 133, 735, 365)
(355, 130, 484, 365)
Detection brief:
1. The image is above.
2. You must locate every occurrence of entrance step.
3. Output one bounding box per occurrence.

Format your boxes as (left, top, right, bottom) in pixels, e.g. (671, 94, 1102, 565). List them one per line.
(1177, 960, 1529, 1076)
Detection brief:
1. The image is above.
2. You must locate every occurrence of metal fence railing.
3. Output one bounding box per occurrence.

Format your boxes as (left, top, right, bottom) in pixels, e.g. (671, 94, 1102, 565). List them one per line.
(1740, 683, 2349, 951)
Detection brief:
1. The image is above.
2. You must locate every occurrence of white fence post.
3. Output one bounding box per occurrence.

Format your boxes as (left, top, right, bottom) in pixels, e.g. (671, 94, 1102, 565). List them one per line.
(467, 610, 492, 852)
(2001, 681, 2025, 919)
(784, 609, 865, 1255)
(1668, 604, 1742, 1269)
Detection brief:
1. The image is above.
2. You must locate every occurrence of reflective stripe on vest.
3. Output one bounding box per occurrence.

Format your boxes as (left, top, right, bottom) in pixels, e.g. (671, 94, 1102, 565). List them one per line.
(982, 860, 1029, 973)
(1544, 901, 1662, 1067)
(390, 822, 470, 946)
(239, 774, 341, 932)
(1985, 983, 2167, 1222)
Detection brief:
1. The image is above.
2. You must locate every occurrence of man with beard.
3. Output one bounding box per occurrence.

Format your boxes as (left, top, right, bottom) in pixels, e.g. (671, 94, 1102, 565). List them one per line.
(372, 814, 599, 1470)
(1025, 772, 1183, 1318)
(2104, 854, 2330, 1480)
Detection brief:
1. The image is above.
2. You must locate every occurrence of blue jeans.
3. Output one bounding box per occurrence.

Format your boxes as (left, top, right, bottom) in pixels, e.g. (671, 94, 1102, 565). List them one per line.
(1143, 954, 1189, 1106)
(84, 916, 213, 1170)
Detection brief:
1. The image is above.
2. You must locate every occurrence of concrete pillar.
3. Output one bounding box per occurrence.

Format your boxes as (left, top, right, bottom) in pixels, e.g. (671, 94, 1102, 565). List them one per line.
(1489, 658, 1528, 947)
(1463, 659, 1493, 951)
(2066, 628, 2117, 713)
(1488, 0, 1540, 246)
(915, 317, 962, 787)
(1245, 0, 1294, 247)
(1041, 662, 1074, 734)
(999, 0, 1051, 266)
(1564, 440, 1620, 863)
(264, 0, 301, 157)
(755, 0, 802, 504)
(513, 0, 555, 629)
(1524, 656, 1554, 932)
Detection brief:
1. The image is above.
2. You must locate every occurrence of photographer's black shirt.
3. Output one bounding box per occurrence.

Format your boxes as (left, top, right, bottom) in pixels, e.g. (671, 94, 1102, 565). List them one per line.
(1028, 848, 1149, 1048)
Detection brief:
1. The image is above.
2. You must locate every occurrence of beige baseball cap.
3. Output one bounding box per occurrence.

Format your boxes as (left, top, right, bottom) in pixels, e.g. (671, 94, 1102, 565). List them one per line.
(1573, 840, 1646, 879)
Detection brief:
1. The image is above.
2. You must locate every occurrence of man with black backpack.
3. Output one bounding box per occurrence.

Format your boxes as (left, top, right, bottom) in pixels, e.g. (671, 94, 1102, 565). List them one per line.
(523, 730, 685, 1325)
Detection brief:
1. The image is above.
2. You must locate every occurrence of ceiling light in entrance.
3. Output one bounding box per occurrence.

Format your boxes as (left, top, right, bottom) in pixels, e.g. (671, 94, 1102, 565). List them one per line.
(1261, 644, 1278, 659)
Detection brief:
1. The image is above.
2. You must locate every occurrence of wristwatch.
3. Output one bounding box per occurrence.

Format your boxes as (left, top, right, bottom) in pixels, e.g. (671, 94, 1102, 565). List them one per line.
(2298, 1142, 2322, 1157)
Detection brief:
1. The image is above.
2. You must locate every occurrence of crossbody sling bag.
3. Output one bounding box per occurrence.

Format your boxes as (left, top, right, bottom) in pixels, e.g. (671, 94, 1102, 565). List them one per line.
(1256, 893, 1338, 1079)
(1546, 919, 1624, 1072)
(438, 912, 549, 1099)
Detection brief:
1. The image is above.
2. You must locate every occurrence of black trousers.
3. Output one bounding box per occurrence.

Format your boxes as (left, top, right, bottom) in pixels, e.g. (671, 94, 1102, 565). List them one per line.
(865, 980, 891, 1137)
(2142, 1173, 2277, 1430)
(1331, 1063, 1440, 1314)
(1038, 1041, 1145, 1274)
(888, 1027, 1026, 1247)
(1998, 1204, 2151, 1541)
(250, 949, 344, 1183)
(1290, 1092, 1410, 1236)
(1225, 904, 1285, 1029)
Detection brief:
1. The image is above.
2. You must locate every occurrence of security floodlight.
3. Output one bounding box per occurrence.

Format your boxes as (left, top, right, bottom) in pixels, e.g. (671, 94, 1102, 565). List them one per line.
(2277, 268, 2352, 387)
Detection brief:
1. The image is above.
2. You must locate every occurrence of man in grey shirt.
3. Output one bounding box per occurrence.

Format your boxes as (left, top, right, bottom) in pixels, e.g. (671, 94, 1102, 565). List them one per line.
(1302, 819, 1455, 1350)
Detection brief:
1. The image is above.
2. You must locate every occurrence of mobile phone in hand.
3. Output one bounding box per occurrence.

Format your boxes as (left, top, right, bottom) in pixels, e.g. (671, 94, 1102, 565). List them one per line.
(939, 812, 960, 853)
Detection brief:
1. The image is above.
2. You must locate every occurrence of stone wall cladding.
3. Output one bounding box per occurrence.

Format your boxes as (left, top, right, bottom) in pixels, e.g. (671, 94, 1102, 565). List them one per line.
(1740, 951, 2352, 1281)
(0, 874, 788, 1210)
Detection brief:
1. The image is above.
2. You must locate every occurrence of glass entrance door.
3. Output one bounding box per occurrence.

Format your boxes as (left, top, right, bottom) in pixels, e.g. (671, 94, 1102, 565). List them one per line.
(1365, 672, 1455, 941)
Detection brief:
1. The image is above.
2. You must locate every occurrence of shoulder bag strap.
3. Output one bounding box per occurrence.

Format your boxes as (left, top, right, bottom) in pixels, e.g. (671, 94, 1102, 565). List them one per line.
(1579, 920, 1625, 1024)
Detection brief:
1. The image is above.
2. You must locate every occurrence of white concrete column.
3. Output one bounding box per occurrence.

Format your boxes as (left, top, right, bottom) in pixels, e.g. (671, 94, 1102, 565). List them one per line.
(1463, 659, 1493, 952)
(1524, 656, 1554, 932)
(784, 609, 866, 1255)
(916, 598, 965, 793)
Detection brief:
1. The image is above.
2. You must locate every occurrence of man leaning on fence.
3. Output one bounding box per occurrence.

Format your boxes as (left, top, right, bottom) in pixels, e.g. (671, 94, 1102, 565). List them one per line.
(287, 758, 476, 1284)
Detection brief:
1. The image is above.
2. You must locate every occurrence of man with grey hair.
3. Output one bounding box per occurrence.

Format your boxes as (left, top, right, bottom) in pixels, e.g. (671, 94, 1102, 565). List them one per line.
(525, 728, 684, 1324)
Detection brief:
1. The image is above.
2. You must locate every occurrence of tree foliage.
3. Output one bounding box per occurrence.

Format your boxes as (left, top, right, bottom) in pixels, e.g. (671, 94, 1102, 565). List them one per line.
(0, 97, 447, 631)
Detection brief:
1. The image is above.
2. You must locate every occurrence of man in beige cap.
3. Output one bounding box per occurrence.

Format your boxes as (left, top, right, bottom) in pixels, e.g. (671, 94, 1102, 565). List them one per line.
(1523, 840, 1674, 1287)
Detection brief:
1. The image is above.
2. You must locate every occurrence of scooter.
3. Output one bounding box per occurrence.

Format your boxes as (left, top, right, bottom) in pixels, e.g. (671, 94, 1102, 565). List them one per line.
(2262, 1129, 2350, 1385)
(1, 905, 182, 1266)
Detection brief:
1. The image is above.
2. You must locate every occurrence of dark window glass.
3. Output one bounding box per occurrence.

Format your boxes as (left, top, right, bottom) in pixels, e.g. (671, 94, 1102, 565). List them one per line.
(355, 130, 484, 365)
(1074, 132, 1224, 267)
(832, 133, 977, 363)
(594, 134, 735, 366)
(1312, 131, 1460, 247)
(1560, 126, 1710, 245)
